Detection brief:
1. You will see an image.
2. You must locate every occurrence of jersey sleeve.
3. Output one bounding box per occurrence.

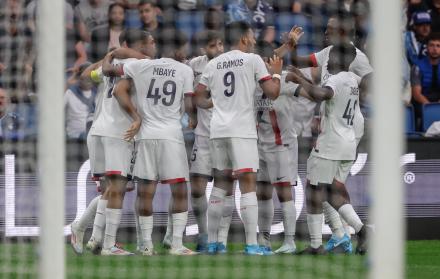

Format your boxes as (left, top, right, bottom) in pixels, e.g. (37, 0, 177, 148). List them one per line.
(351, 52, 373, 78)
(199, 62, 212, 90)
(183, 67, 195, 95)
(121, 60, 139, 79)
(253, 54, 271, 82)
(311, 47, 329, 67)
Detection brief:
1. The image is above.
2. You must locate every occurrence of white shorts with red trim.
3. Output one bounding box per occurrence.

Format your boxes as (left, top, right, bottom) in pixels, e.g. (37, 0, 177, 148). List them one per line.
(257, 143, 298, 186)
(306, 154, 353, 185)
(102, 137, 136, 178)
(87, 134, 105, 180)
(133, 139, 189, 183)
(189, 135, 212, 177)
(209, 137, 259, 175)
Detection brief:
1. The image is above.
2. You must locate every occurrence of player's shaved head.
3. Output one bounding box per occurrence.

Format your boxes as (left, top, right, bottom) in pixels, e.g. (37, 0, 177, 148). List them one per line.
(225, 21, 253, 47)
(161, 29, 189, 61)
(328, 43, 357, 73)
(123, 29, 152, 48)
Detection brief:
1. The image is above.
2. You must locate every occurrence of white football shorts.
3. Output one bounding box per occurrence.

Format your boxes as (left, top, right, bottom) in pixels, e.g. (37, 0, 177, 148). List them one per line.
(134, 139, 189, 184)
(209, 137, 259, 175)
(189, 135, 212, 177)
(87, 134, 105, 181)
(257, 143, 298, 186)
(306, 154, 353, 185)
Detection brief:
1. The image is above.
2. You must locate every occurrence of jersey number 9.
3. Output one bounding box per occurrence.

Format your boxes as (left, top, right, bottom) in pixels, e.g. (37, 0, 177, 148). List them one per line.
(223, 71, 235, 97)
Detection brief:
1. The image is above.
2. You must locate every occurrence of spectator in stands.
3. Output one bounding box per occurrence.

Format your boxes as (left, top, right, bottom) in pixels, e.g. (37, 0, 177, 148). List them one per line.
(405, 11, 431, 65)
(429, 0, 440, 32)
(0, 87, 37, 140)
(74, 0, 114, 43)
(224, 0, 275, 40)
(411, 32, 440, 127)
(0, 0, 34, 100)
(90, 2, 126, 62)
(64, 62, 97, 139)
(191, 7, 224, 56)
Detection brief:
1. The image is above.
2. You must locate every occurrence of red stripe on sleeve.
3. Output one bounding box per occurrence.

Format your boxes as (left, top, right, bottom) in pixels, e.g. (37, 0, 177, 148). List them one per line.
(269, 110, 282, 145)
(309, 54, 318, 67)
(185, 92, 195, 96)
(259, 75, 272, 82)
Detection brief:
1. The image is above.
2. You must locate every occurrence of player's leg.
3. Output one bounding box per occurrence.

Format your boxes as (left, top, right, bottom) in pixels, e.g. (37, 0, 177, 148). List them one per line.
(267, 147, 298, 254)
(162, 196, 173, 248)
(299, 155, 335, 254)
(230, 138, 262, 255)
(86, 177, 108, 254)
(100, 137, 133, 255)
(207, 138, 234, 253)
(256, 156, 274, 251)
(189, 135, 213, 251)
(217, 184, 234, 250)
(158, 139, 196, 255)
(256, 181, 274, 250)
(71, 134, 105, 254)
(136, 178, 157, 255)
(327, 161, 370, 254)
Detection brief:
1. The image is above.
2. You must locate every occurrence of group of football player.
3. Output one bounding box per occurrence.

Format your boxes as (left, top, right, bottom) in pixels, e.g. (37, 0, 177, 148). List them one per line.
(69, 13, 373, 256)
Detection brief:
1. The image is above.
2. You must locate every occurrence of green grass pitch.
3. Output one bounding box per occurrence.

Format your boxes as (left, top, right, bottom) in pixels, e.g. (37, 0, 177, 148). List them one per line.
(0, 241, 439, 278)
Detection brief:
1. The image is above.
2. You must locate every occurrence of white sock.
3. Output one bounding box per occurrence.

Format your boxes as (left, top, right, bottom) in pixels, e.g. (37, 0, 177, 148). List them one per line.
(307, 213, 323, 249)
(172, 211, 188, 249)
(281, 200, 296, 245)
(257, 199, 273, 246)
(341, 218, 352, 238)
(338, 204, 363, 233)
(91, 199, 107, 242)
(207, 187, 226, 243)
(323, 201, 345, 239)
(139, 215, 154, 249)
(135, 210, 142, 249)
(164, 197, 173, 242)
(240, 192, 258, 245)
(77, 195, 100, 230)
(191, 196, 208, 235)
(103, 208, 122, 250)
(218, 195, 234, 246)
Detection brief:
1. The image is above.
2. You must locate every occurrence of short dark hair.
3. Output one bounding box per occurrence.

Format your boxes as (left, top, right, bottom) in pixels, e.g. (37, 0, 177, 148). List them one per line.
(225, 21, 252, 47)
(330, 43, 357, 68)
(427, 32, 440, 43)
(330, 12, 355, 38)
(256, 41, 274, 59)
(122, 29, 152, 48)
(138, 0, 157, 8)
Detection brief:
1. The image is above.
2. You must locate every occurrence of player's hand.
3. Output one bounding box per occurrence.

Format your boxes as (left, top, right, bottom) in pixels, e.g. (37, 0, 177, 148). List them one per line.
(268, 55, 283, 75)
(188, 116, 197, 129)
(285, 71, 303, 84)
(124, 120, 141, 141)
(288, 26, 304, 47)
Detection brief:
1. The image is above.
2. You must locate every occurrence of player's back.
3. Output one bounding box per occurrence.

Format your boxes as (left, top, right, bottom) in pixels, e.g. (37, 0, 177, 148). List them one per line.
(123, 58, 194, 142)
(314, 71, 359, 161)
(92, 58, 137, 139)
(200, 49, 270, 139)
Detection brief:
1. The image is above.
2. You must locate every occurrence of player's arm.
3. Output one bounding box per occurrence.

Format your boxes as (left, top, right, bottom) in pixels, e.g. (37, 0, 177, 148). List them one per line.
(195, 84, 213, 109)
(102, 48, 149, 77)
(80, 60, 103, 82)
(113, 79, 142, 140)
(184, 94, 198, 129)
(260, 55, 283, 100)
(359, 72, 372, 104)
(286, 70, 333, 101)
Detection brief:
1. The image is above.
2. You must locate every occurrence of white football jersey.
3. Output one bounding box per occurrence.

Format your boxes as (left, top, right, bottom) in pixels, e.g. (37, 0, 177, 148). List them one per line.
(188, 55, 211, 137)
(199, 50, 271, 139)
(91, 58, 137, 139)
(312, 45, 372, 140)
(255, 71, 298, 152)
(312, 71, 360, 161)
(123, 57, 194, 143)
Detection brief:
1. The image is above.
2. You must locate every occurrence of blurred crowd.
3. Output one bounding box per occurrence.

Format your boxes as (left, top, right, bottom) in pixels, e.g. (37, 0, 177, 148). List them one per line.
(0, 0, 439, 140)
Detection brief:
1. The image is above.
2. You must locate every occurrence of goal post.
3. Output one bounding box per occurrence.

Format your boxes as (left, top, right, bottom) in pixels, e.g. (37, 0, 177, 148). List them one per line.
(37, 0, 65, 278)
(370, 0, 405, 278)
